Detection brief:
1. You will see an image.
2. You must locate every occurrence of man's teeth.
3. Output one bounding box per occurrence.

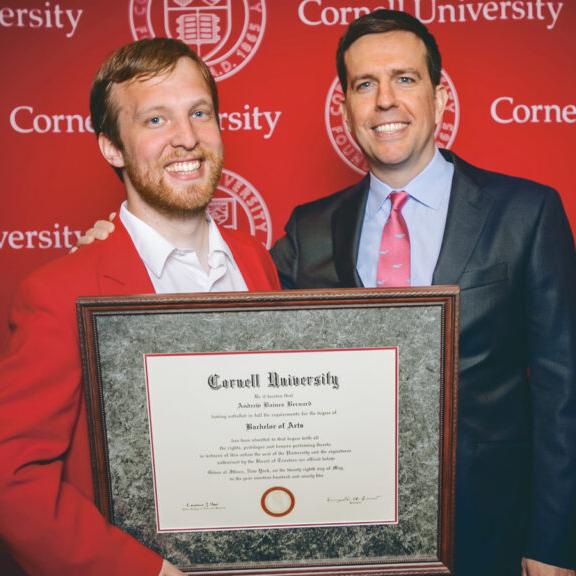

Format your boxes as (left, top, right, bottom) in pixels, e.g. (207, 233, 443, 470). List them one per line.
(165, 160, 201, 173)
(373, 123, 407, 133)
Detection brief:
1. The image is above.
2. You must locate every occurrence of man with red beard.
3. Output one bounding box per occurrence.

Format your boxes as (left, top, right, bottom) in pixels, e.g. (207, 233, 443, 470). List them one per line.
(0, 39, 279, 576)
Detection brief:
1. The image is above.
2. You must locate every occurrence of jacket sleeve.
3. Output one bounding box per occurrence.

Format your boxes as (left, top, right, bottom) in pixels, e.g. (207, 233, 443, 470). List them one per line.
(0, 271, 163, 576)
(524, 189, 576, 568)
(254, 238, 282, 290)
(270, 209, 301, 290)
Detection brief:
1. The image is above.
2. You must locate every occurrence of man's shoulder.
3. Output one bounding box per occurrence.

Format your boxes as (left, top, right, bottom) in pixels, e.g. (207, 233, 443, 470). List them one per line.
(449, 150, 557, 204)
(217, 225, 280, 290)
(447, 152, 573, 250)
(218, 226, 274, 264)
(17, 224, 137, 305)
(5, 241, 110, 338)
(218, 225, 267, 253)
(22, 241, 104, 296)
(289, 176, 369, 221)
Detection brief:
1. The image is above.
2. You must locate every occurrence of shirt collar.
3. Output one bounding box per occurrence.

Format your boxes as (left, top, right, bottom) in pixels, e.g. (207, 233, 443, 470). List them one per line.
(206, 216, 239, 271)
(119, 202, 238, 279)
(367, 148, 453, 216)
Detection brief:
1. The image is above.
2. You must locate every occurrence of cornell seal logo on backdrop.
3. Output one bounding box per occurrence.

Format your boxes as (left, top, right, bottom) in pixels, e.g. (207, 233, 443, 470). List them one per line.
(325, 70, 460, 174)
(209, 169, 272, 249)
(130, 0, 266, 80)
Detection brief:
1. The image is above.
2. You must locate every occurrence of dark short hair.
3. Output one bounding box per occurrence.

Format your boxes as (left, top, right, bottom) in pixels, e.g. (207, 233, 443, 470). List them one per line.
(336, 9, 442, 92)
(90, 38, 219, 150)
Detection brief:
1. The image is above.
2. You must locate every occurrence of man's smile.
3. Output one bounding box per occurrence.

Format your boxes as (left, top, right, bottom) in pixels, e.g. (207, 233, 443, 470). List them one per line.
(164, 159, 203, 178)
(372, 121, 410, 135)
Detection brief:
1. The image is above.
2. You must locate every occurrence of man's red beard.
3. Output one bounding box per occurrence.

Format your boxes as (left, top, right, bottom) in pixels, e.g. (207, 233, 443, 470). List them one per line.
(124, 149, 223, 219)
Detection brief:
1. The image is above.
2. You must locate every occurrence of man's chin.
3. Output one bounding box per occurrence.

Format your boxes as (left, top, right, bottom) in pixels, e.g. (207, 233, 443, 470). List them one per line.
(148, 197, 212, 219)
(125, 163, 221, 219)
(135, 185, 213, 218)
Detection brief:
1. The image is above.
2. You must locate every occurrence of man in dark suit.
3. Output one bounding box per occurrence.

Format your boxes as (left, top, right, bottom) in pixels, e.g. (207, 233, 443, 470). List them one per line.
(271, 10, 576, 576)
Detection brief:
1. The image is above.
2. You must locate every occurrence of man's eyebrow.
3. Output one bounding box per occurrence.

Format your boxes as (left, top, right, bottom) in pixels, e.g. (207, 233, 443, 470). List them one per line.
(391, 67, 423, 78)
(349, 73, 378, 85)
(189, 97, 215, 109)
(133, 98, 214, 119)
(133, 105, 168, 120)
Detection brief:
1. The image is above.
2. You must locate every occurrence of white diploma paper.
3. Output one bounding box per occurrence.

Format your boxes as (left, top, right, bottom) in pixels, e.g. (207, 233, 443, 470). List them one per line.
(144, 348, 398, 532)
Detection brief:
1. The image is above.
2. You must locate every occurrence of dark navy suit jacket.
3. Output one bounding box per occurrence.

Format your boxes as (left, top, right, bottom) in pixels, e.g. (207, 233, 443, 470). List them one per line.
(271, 150, 576, 575)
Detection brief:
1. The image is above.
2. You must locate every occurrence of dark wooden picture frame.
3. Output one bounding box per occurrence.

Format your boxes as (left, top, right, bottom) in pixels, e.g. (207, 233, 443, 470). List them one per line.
(78, 287, 459, 575)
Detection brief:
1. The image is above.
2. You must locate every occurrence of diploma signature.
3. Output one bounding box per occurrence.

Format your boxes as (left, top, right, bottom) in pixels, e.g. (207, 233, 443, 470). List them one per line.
(182, 501, 226, 512)
(326, 495, 383, 505)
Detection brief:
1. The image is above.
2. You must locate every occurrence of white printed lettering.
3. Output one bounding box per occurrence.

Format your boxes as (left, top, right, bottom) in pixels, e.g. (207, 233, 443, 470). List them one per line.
(491, 96, 576, 124)
(297, 1, 564, 30)
(10, 106, 94, 134)
(0, 2, 83, 37)
(0, 224, 81, 250)
(219, 105, 282, 140)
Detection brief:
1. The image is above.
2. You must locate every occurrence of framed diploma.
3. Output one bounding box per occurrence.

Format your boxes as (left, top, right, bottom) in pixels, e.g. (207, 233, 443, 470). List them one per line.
(78, 287, 459, 575)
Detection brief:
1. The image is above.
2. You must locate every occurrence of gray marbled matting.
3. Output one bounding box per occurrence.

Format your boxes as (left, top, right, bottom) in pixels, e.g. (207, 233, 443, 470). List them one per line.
(95, 304, 442, 569)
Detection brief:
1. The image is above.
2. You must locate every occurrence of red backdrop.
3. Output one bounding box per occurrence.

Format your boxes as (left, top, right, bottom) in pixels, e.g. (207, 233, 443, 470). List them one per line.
(1, 0, 575, 351)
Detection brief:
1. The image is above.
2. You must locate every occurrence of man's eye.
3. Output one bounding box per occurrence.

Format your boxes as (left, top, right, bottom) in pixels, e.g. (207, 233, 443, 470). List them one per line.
(356, 80, 373, 91)
(398, 76, 415, 84)
(192, 110, 209, 119)
(147, 116, 163, 126)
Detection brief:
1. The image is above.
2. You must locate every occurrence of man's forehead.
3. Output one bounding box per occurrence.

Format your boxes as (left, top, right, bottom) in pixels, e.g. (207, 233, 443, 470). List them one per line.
(344, 31, 429, 80)
(346, 31, 427, 62)
(115, 65, 178, 93)
(110, 60, 210, 107)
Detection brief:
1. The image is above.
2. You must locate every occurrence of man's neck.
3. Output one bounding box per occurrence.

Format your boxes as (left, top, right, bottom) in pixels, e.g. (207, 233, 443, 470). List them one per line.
(371, 148, 437, 190)
(126, 197, 210, 269)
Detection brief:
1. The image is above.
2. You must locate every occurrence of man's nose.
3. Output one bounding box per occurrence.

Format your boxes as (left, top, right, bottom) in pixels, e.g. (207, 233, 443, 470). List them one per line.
(170, 117, 198, 149)
(376, 82, 397, 110)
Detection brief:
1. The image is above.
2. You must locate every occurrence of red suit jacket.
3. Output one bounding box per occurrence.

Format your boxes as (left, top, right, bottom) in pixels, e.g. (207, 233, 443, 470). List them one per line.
(0, 222, 280, 576)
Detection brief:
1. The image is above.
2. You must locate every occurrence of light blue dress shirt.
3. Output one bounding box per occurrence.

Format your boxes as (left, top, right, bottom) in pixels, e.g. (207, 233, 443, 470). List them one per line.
(357, 149, 454, 287)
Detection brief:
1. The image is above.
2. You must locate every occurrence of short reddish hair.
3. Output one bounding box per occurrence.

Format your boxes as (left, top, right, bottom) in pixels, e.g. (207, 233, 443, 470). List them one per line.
(90, 38, 219, 150)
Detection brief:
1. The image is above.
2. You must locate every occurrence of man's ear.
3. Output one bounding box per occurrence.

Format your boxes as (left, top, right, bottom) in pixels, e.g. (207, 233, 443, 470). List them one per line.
(341, 99, 351, 132)
(434, 84, 448, 125)
(98, 133, 125, 169)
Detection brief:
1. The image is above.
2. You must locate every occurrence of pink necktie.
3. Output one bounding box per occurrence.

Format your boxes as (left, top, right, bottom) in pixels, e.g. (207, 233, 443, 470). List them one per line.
(376, 191, 410, 287)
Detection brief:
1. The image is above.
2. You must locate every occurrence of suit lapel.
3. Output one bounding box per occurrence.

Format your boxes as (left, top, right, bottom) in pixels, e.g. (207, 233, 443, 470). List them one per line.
(219, 227, 270, 291)
(97, 221, 155, 295)
(432, 154, 494, 285)
(332, 176, 370, 287)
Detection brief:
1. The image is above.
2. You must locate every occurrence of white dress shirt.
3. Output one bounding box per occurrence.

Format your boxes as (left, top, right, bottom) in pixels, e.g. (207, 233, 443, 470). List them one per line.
(120, 202, 247, 294)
